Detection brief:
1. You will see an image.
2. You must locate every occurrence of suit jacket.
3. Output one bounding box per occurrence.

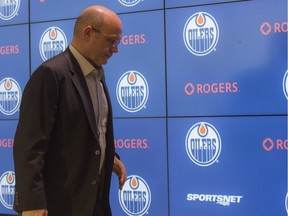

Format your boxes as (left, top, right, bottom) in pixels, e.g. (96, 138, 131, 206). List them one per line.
(13, 48, 116, 216)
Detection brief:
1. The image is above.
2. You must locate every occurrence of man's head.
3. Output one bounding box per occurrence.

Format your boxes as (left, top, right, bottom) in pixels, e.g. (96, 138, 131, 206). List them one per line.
(72, 5, 122, 66)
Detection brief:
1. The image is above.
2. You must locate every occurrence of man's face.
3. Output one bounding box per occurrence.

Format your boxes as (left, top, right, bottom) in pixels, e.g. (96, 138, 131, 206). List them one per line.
(88, 24, 122, 66)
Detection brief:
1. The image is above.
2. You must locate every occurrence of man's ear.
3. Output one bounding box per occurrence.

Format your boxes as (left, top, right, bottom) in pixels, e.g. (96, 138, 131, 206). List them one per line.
(83, 26, 94, 41)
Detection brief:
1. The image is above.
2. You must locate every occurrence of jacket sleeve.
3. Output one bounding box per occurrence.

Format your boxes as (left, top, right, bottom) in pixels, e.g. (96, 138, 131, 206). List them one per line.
(13, 65, 59, 212)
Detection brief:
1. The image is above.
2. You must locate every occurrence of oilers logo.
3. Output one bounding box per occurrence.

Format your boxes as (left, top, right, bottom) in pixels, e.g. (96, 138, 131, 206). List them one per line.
(0, 77, 21, 115)
(185, 122, 221, 166)
(119, 175, 151, 216)
(39, 26, 68, 61)
(285, 193, 288, 214)
(0, 171, 15, 209)
(118, 0, 142, 7)
(0, 0, 20, 20)
(116, 70, 149, 112)
(282, 70, 288, 99)
(183, 12, 219, 56)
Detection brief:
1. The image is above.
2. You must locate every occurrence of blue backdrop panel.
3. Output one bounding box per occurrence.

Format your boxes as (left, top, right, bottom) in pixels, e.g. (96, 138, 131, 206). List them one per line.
(166, 0, 287, 116)
(30, 20, 75, 73)
(30, 0, 163, 23)
(0, 120, 17, 215)
(110, 118, 168, 216)
(165, 0, 245, 8)
(0, 24, 29, 120)
(168, 116, 287, 216)
(105, 10, 166, 118)
(0, 0, 28, 26)
(0, 0, 286, 215)
(93, 0, 163, 14)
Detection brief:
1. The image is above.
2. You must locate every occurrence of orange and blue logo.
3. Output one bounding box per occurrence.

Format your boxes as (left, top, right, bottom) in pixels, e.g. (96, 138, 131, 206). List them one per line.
(185, 122, 221, 166)
(283, 70, 288, 99)
(39, 27, 67, 61)
(0, 171, 15, 209)
(118, 0, 141, 7)
(0, 0, 20, 20)
(0, 77, 21, 115)
(119, 175, 151, 216)
(285, 193, 288, 214)
(116, 70, 149, 112)
(183, 12, 219, 56)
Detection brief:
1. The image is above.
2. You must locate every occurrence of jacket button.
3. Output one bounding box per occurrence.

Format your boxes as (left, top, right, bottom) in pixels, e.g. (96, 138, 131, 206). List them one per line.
(95, 150, 100, 155)
(91, 180, 97, 185)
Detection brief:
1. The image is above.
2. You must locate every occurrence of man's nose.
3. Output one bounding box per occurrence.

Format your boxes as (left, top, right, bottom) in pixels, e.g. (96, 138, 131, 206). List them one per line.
(111, 46, 119, 53)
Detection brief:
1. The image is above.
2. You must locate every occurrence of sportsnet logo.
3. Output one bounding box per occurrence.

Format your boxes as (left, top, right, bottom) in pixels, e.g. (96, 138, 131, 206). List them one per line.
(116, 70, 149, 113)
(183, 12, 219, 56)
(39, 26, 67, 61)
(0, 0, 20, 20)
(0, 171, 15, 209)
(0, 77, 21, 115)
(118, 0, 141, 7)
(185, 122, 221, 166)
(119, 175, 151, 216)
(187, 193, 243, 206)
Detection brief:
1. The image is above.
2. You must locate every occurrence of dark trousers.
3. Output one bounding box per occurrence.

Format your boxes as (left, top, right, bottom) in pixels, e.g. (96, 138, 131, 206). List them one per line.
(93, 169, 106, 216)
(93, 190, 105, 216)
(18, 172, 106, 216)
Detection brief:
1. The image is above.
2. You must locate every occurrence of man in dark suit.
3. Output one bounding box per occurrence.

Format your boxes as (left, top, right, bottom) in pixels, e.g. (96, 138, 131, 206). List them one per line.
(13, 5, 126, 216)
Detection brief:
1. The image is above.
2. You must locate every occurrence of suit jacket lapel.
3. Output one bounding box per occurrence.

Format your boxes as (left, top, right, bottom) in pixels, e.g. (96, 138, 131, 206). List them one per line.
(63, 49, 99, 140)
(100, 75, 115, 143)
(100, 75, 112, 119)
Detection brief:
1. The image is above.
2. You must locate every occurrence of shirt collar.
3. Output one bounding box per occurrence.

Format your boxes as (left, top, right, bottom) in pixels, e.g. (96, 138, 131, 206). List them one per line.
(69, 44, 103, 78)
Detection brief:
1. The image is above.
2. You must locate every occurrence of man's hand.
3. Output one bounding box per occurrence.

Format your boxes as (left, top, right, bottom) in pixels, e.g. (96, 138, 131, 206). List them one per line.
(112, 156, 127, 190)
(22, 209, 48, 216)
